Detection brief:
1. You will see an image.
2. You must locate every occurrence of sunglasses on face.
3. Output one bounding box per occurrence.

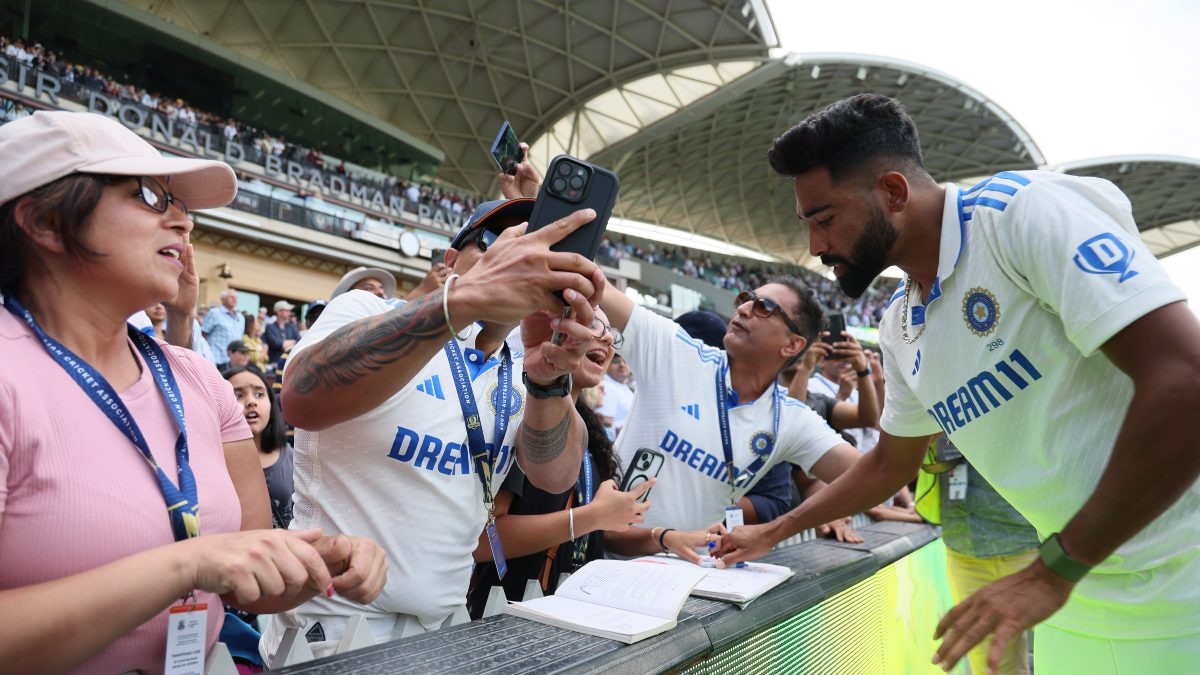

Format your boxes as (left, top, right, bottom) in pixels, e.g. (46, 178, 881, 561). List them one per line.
(734, 290, 804, 335)
(135, 176, 189, 216)
(460, 227, 504, 253)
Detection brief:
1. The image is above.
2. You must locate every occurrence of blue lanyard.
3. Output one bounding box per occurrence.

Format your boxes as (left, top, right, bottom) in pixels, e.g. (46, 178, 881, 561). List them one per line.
(571, 450, 594, 565)
(443, 339, 512, 518)
(575, 450, 594, 507)
(4, 297, 200, 542)
(714, 357, 781, 502)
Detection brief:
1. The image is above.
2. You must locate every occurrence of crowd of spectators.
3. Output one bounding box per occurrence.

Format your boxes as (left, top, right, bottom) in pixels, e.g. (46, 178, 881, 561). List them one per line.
(3, 34, 890, 326)
(599, 236, 892, 326)
(0, 35, 484, 218)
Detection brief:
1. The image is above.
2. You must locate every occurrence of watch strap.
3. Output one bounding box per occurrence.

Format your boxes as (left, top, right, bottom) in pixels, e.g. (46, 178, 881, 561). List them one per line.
(522, 371, 571, 399)
(1039, 533, 1091, 582)
(856, 366, 872, 378)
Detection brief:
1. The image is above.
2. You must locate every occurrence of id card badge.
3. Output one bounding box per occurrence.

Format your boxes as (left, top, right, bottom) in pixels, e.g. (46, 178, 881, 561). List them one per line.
(164, 603, 207, 675)
(486, 522, 508, 580)
(947, 463, 969, 501)
(724, 505, 744, 531)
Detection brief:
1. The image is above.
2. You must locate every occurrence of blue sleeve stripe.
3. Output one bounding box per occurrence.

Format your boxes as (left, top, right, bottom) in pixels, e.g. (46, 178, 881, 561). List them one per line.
(963, 196, 1010, 212)
(675, 328, 723, 364)
(995, 171, 1032, 185)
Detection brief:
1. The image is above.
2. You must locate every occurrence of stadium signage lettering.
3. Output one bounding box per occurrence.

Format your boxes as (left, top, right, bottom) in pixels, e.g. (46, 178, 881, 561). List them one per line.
(925, 349, 1043, 435)
(1, 58, 463, 229)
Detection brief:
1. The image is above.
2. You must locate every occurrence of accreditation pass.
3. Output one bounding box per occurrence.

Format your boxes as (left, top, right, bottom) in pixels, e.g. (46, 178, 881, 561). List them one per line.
(164, 602, 207, 675)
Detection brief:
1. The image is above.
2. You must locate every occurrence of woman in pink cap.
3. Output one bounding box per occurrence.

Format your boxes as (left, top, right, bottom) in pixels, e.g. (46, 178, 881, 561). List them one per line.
(0, 111, 387, 673)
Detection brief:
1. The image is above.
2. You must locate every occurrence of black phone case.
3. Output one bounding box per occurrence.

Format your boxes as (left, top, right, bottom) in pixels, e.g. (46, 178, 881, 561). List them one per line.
(620, 448, 665, 503)
(525, 154, 620, 260)
(823, 313, 847, 358)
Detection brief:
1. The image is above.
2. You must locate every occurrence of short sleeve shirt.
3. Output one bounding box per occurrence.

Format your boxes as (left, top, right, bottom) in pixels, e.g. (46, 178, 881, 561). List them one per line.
(878, 171, 1197, 638)
(614, 306, 844, 532)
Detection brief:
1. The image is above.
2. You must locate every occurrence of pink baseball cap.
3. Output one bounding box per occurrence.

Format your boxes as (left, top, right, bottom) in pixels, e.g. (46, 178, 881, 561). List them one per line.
(0, 111, 236, 209)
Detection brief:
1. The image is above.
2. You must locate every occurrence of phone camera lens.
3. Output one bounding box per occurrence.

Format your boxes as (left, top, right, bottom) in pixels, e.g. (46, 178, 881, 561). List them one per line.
(551, 177, 567, 192)
(557, 162, 572, 177)
(568, 175, 585, 190)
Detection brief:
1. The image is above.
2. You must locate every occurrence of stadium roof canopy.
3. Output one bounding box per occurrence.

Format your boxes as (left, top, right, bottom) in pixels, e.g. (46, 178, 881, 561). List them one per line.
(1056, 155, 1200, 259)
(576, 53, 1045, 267)
(111, 0, 779, 195)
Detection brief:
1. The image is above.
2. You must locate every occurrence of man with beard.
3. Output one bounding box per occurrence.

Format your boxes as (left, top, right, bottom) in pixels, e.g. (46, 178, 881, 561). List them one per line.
(715, 93, 1200, 674)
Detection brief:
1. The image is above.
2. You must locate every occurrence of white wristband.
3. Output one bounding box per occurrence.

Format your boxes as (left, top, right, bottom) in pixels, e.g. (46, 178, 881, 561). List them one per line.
(441, 273, 470, 341)
(568, 507, 576, 541)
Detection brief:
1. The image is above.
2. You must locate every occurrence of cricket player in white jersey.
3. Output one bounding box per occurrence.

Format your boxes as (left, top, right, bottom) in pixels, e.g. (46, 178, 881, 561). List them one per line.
(716, 93, 1200, 674)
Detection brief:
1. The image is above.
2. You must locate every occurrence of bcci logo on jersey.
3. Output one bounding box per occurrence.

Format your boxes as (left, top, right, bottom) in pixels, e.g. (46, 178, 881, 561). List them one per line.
(962, 287, 1000, 337)
(1073, 233, 1138, 283)
(750, 431, 774, 457)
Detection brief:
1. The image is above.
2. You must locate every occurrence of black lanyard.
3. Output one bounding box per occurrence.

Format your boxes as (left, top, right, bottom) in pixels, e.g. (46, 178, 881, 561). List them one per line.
(5, 297, 200, 542)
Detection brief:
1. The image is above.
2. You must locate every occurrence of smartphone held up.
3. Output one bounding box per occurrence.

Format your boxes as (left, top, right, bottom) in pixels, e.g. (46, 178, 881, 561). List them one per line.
(490, 120, 524, 175)
(822, 312, 847, 359)
(525, 154, 620, 260)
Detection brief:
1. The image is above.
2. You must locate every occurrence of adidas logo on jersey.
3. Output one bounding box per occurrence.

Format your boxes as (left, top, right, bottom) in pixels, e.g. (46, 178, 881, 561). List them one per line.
(416, 375, 445, 400)
(680, 403, 700, 420)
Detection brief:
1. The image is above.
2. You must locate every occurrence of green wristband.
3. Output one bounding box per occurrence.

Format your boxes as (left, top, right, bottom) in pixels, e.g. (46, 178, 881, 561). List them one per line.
(1039, 533, 1092, 582)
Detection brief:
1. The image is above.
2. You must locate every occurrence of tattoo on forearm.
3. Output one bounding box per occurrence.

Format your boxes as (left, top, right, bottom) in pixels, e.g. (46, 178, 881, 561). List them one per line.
(519, 409, 572, 465)
(288, 292, 445, 393)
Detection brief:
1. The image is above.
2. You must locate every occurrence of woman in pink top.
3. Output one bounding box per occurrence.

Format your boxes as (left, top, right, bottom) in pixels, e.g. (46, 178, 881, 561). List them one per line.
(0, 111, 388, 674)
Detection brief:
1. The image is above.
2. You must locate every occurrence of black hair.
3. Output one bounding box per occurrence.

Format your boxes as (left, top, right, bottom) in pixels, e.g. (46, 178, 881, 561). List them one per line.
(222, 366, 287, 453)
(768, 276, 824, 347)
(767, 93, 928, 184)
(576, 399, 620, 484)
(304, 302, 326, 327)
(0, 173, 115, 292)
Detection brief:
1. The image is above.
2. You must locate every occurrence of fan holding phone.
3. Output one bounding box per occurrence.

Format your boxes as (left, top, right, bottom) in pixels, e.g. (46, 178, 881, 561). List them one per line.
(468, 305, 656, 616)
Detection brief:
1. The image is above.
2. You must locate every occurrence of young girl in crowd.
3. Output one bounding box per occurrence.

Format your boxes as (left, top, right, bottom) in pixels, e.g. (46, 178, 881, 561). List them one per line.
(223, 366, 294, 529)
(0, 111, 386, 673)
(467, 308, 651, 617)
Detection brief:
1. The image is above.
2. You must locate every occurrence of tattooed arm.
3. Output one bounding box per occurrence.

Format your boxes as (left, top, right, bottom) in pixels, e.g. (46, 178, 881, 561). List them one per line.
(282, 291, 456, 430)
(517, 398, 587, 494)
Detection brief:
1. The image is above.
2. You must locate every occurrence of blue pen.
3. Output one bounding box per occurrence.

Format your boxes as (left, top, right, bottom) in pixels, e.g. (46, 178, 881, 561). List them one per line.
(708, 540, 747, 567)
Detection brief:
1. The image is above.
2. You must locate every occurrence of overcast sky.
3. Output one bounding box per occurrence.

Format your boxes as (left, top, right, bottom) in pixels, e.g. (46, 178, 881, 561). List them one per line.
(767, 0, 1200, 314)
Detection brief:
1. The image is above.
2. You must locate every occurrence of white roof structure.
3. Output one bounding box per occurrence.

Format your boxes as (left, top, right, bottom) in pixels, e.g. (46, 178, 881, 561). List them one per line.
(576, 53, 1044, 266)
(98, 2, 1199, 267)
(1055, 155, 1200, 258)
(112, 0, 778, 195)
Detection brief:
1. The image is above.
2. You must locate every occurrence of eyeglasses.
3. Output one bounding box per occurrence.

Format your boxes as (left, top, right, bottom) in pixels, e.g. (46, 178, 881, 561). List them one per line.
(588, 318, 625, 348)
(734, 290, 804, 335)
(136, 176, 189, 216)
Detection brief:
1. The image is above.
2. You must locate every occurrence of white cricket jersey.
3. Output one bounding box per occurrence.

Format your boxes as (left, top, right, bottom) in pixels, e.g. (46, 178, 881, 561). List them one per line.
(879, 171, 1197, 639)
(615, 306, 844, 532)
(262, 290, 526, 649)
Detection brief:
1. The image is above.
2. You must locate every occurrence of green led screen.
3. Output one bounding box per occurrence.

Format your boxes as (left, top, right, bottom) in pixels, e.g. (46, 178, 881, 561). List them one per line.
(682, 540, 961, 674)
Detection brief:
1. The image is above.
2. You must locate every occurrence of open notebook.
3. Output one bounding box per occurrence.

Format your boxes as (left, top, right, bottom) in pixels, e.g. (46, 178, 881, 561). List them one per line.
(633, 555, 795, 608)
(503, 559, 708, 643)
